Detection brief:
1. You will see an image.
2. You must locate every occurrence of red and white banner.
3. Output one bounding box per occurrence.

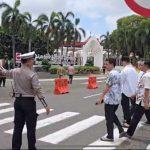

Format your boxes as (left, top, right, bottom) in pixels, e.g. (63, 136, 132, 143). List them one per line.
(16, 53, 21, 63)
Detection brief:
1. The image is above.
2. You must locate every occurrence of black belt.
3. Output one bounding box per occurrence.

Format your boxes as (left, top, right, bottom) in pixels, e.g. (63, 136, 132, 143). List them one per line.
(15, 93, 34, 98)
(16, 97, 35, 101)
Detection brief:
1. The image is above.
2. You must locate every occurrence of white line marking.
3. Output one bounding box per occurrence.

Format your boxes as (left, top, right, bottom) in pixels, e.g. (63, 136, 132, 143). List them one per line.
(0, 103, 10, 107)
(7, 77, 106, 82)
(83, 122, 143, 149)
(83, 93, 102, 99)
(147, 145, 150, 150)
(0, 108, 53, 126)
(5, 111, 79, 134)
(0, 117, 14, 126)
(38, 115, 105, 144)
(83, 147, 115, 149)
(36, 108, 54, 114)
(81, 81, 102, 85)
(0, 107, 14, 114)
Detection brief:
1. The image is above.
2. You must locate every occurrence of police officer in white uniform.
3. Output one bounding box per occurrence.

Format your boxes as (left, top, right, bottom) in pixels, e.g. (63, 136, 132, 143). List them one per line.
(0, 51, 50, 150)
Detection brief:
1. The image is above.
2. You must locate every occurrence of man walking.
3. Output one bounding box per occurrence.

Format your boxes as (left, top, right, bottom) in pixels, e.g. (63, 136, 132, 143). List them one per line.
(121, 61, 150, 138)
(0, 51, 50, 150)
(137, 61, 150, 124)
(67, 64, 75, 84)
(96, 58, 124, 141)
(121, 56, 138, 127)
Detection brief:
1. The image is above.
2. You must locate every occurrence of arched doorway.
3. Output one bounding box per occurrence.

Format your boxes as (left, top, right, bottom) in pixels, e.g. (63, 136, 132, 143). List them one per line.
(82, 38, 103, 69)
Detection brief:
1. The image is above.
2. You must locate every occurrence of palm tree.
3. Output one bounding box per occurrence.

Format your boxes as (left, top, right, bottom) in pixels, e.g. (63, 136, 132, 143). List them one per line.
(21, 12, 36, 52)
(57, 11, 74, 55)
(65, 23, 74, 56)
(73, 18, 86, 56)
(35, 12, 60, 54)
(0, 0, 24, 68)
(135, 21, 150, 59)
(34, 15, 48, 37)
(100, 32, 111, 58)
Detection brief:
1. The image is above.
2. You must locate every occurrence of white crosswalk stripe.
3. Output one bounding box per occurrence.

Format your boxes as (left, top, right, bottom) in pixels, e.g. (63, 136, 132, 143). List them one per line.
(0, 105, 149, 149)
(83, 147, 115, 150)
(83, 122, 143, 149)
(0, 107, 14, 114)
(0, 108, 54, 126)
(5, 112, 79, 134)
(147, 145, 150, 150)
(38, 115, 105, 144)
(0, 103, 11, 108)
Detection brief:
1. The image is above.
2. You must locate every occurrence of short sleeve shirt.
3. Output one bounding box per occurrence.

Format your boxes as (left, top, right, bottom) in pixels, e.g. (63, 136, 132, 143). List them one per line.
(143, 71, 150, 89)
(104, 69, 122, 105)
(136, 70, 150, 106)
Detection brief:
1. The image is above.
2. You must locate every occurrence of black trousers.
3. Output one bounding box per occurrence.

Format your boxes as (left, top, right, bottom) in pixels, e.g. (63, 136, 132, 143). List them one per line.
(145, 109, 150, 122)
(68, 75, 73, 84)
(121, 93, 136, 124)
(12, 97, 38, 150)
(0, 77, 6, 87)
(105, 104, 124, 139)
(127, 103, 150, 137)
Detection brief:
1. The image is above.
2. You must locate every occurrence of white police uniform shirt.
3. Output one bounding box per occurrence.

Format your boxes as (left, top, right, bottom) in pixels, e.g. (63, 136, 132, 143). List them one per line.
(136, 70, 150, 106)
(121, 64, 138, 97)
(104, 69, 122, 105)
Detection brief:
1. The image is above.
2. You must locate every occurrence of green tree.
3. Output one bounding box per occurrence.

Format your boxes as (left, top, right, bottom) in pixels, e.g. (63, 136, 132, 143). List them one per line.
(100, 32, 111, 58)
(72, 18, 86, 56)
(0, 0, 24, 67)
(57, 11, 74, 55)
(21, 12, 37, 52)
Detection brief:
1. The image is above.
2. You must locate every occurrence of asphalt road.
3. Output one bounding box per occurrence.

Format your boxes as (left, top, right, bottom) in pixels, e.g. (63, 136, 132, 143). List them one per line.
(0, 76, 150, 149)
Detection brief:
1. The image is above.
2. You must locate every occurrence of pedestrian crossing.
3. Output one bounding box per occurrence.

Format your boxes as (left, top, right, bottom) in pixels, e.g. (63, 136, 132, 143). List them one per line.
(0, 102, 149, 149)
(0, 103, 10, 107)
(38, 115, 105, 144)
(0, 107, 14, 114)
(147, 145, 150, 150)
(5, 112, 79, 134)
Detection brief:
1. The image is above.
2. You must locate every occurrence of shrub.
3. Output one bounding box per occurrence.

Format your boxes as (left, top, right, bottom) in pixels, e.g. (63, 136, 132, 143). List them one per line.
(42, 65, 50, 72)
(49, 66, 58, 74)
(85, 57, 94, 66)
(36, 58, 43, 61)
(44, 65, 100, 74)
(41, 59, 49, 66)
(74, 66, 100, 74)
(41, 59, 51, 72)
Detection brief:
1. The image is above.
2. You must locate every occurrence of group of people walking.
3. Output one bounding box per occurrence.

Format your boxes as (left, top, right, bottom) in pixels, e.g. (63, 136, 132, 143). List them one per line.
(0, 51, 149, 149)
(96, 56, 150, 141)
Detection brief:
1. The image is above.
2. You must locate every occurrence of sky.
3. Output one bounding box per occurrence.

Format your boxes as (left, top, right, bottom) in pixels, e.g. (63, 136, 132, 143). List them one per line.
(0, 0, 150, 40)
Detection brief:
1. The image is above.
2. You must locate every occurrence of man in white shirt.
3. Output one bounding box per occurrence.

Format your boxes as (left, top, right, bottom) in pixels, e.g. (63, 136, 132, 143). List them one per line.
(121, 56, 138, 127)
(120, 61, 150, 138)
(137, 61, 150, 124)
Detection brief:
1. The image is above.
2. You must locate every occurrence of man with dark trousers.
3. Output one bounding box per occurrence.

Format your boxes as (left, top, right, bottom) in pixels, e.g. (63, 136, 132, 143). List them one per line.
(137, 61, 150, 125)
(120, 56, 138, 127)
(0, 51, 50, 150)
(96, 58, 125, 141)
(120, 61, 150, 139)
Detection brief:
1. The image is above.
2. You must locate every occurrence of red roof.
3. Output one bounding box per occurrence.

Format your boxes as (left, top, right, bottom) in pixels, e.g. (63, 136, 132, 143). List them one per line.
(63, 37, 91, 48)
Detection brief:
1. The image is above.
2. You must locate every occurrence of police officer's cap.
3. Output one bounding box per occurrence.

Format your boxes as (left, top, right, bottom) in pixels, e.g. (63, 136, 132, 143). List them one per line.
(21, 51, 35, 60)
